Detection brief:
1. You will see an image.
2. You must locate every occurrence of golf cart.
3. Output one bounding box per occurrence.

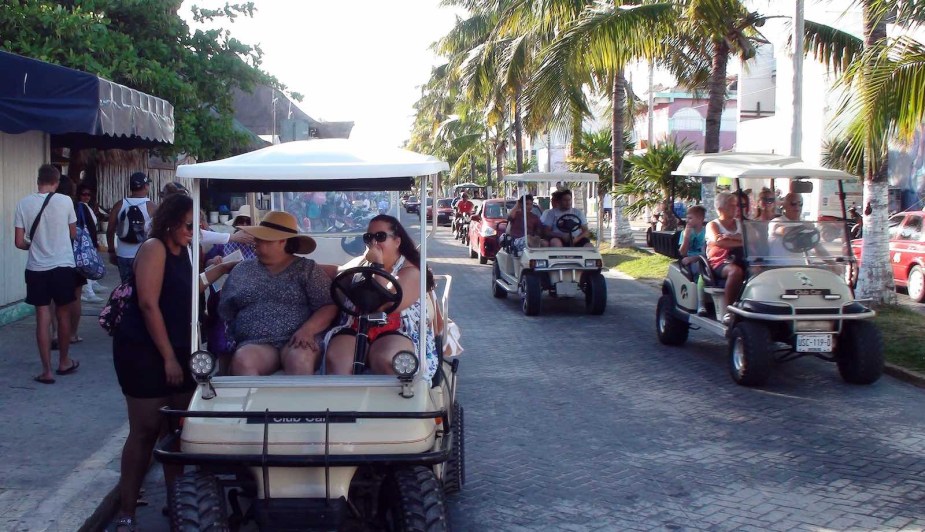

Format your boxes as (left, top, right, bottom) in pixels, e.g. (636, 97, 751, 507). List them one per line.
(491, 172, 607, 316)
(655, 152, 883, 386)
(154, 139, 462, 531)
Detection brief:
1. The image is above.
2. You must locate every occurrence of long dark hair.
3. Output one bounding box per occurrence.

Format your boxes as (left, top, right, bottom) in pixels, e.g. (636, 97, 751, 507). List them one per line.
(150, 194, 193, 242)
(370, 214, 420, 270)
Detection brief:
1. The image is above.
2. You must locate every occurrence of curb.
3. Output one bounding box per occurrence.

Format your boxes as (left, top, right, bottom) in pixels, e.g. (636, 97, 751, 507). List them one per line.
(79, 485, 120, 532)
(883, 363, 925, 389)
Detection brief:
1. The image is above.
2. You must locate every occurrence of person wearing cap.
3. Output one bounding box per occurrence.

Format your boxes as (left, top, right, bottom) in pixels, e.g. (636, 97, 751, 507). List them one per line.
(218, 211, 337, 376)
(107, 172, 156, 282)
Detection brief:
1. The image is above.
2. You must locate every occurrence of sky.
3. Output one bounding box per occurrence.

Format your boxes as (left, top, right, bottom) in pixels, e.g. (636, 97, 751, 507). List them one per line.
(180, 1, 464, 147)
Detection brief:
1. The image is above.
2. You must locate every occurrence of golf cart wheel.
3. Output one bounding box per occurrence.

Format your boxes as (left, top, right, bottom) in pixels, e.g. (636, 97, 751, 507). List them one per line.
(836, 321, 884, 385)
(469, 246, 477, 259)
(728, 321, 773, 386)
(909, 266, 925, 302)
(383, 466, 449, 532)
(443, 402, 465, 494)
(582, 272, 607, 315)
(171, 471, 229, 532)
(521, 272, 542, 316)
(655, 294, 688, 346)
(491, 261, 507, 299)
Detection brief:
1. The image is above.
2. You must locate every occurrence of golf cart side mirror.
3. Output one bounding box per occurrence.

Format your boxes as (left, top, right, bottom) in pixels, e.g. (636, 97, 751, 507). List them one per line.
(791, 180, 813, 194)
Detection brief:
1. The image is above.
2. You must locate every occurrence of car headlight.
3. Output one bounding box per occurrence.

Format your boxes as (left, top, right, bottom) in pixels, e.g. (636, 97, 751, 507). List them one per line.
(392, 351, 419, 379)
(189, 350, 216, 380)
(481, 226, 496, 237)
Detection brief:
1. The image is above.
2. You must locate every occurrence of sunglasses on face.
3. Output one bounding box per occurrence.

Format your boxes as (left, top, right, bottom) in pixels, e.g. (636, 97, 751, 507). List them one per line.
(362, 231, 393, 244)
(760, 197, 775, 204)
(182, 222, 195, 231)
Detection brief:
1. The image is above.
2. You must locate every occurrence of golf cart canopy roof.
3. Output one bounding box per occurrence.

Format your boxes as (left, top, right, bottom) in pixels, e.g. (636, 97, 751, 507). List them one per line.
(672, 152, 856, 181)
(503, 172, 599, 183)
(176, 139, 449, 192)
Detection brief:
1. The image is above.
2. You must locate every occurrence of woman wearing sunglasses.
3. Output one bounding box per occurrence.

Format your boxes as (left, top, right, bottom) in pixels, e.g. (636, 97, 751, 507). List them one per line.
(111, 194, 240, 532)
(325, 214, 437, 381)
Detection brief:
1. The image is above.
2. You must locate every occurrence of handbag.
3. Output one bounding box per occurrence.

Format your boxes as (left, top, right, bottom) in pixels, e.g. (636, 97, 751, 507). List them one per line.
(205, 286, 236, 356)
(443, 319, 463, 357)
(73, 205, 106, 280)
(98, 280, 135, 335)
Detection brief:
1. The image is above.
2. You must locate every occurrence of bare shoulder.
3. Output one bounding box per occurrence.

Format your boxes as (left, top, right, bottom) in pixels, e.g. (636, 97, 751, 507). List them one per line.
(136, 238, 166, 261)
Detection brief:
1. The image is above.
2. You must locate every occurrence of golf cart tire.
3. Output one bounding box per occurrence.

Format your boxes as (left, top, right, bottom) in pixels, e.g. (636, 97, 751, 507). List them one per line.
(655, 294, 689, 346)
(522, 272, 542, 316)
(836, 321, 884, 385)
(443, 402, 465, 495)
(469, 247, 477, 259)
(383, 466, 450, 532)
(728, 321, 773, 386)
(171, 471, 229, 532)
(583, 272, 607, 315)
(478, 250, 488, 265)
(909, 266, 925, 302)
(491, 262, 507, 299)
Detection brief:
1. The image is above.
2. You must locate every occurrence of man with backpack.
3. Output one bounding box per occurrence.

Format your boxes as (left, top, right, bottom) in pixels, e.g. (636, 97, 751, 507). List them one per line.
(14, 164, 80, 384)
(107, 172, 156, 282)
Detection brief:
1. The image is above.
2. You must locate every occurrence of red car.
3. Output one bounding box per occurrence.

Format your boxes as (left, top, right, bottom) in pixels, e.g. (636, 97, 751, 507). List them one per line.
(468, 199, 543, 264)
(852, 211, 925, 301)
(425, 198, 454, 226)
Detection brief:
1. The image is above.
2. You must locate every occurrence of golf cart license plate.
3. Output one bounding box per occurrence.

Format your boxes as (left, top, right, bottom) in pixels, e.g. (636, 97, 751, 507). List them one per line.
(796, 334, 833, 353)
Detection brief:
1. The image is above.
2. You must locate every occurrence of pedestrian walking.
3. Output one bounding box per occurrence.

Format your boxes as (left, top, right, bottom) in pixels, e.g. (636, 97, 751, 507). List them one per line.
(76, 184, 104, 303)
(107, 172, 155, 282)
(13, 164, 80, 384)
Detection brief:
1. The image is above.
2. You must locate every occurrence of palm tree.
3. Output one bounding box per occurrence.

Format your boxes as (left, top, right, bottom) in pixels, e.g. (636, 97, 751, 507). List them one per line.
(800, 0, 925, 304)
(617, 141, 697, 230)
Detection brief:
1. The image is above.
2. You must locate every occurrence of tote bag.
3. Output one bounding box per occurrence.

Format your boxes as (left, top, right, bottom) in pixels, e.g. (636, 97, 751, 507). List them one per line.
(73, 206, 106, 280)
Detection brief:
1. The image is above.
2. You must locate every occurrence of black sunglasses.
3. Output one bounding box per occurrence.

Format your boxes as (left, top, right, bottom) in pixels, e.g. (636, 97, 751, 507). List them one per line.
(183, 222, 195, 231)
(363, 231, 393, 244)
(760, 197, 775, 204)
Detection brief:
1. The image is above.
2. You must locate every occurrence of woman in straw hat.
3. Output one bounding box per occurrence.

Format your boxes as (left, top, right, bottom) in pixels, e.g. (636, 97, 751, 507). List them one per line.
(324, 214, 438, 381)
(217, 211, 337, 376)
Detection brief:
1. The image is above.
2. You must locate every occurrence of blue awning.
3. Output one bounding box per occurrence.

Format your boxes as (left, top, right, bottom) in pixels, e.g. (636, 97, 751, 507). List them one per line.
(0, 50, 174, 148)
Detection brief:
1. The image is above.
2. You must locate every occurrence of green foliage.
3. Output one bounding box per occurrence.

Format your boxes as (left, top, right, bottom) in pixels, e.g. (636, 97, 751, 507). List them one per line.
(617, 141, 696, 223)
(0, 0, 286, 160)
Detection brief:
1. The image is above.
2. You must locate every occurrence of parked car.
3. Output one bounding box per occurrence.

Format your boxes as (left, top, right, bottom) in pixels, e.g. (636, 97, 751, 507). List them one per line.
(468, 199, 545, 264)
(852, 211, 925, 301)
(426, 198, 454, 226)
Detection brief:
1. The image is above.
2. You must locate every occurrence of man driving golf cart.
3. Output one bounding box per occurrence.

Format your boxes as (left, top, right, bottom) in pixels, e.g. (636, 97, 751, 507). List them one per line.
(542, 189, 593, 247)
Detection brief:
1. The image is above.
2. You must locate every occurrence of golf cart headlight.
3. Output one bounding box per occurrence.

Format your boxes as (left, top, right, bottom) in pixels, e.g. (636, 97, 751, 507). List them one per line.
(529, 259, 548, 269)
(585, 259, 602, 268)
(481, 226, 496, 237)
(391, 350, 419, 379)
(190, 350, 216, 380)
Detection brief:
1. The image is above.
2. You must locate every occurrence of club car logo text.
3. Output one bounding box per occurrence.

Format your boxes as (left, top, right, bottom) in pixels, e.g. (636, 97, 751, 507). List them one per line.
(246, 417, 356, 424)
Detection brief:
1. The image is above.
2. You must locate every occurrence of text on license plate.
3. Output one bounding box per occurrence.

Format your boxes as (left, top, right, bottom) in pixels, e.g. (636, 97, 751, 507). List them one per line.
(796, 334, 834, 353)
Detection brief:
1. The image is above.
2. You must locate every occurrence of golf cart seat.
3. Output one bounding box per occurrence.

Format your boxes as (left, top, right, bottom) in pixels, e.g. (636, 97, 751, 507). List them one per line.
(698, 255, 726, 288)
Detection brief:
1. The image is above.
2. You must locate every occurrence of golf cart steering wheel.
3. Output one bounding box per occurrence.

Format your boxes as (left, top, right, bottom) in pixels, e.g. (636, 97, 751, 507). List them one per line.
(782, 226, 821, 253)
(556, 214, 582, 235)
(330, 266, 403, 317)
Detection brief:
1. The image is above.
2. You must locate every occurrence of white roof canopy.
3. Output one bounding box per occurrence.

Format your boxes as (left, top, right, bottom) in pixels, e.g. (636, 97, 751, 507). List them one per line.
(672, 152, 856, 181)
(176, 139, 449, 181)
(503, 172, 599, 183)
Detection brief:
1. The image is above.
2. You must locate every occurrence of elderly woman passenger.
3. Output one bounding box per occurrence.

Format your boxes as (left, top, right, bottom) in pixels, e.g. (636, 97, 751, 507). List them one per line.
(706, 192, 745, 323)
(218, 211, 338, 375)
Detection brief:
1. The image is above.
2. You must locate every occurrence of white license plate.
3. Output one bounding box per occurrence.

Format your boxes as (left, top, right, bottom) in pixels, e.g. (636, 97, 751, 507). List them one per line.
(796, 334, 834, 353)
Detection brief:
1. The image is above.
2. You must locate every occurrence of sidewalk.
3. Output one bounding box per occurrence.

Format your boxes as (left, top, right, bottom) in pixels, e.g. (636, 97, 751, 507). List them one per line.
(0, 265, 129, 532)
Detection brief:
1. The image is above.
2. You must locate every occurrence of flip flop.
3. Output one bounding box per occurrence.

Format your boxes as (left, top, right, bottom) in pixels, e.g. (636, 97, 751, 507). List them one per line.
(55, 360, 80, 375)
(70, 336, 83, 344)
(33, 375, 55, 385)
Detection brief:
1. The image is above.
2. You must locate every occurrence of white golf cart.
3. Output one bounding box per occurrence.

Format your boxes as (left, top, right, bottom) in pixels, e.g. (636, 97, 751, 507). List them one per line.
(491, 172, 607, 316)
(154, 139, 462, 531)
(655, 153, 883, 386)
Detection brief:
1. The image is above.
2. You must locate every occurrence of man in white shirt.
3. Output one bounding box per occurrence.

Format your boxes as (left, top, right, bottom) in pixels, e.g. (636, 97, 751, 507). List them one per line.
(541, 189, 593, 247)
(107, 172, 156, 282)
(14, 164, 79, 384)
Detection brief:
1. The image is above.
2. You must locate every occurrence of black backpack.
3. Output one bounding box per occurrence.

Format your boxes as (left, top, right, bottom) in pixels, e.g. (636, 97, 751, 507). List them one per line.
(118, 200, 147, 243)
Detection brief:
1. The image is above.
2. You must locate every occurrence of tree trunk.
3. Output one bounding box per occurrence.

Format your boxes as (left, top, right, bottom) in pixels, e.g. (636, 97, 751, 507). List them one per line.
(856, 1, 895, 304)
(514, 89, 524, 174)
(610, 71, 635, 248)
(704, 39, 730, 154)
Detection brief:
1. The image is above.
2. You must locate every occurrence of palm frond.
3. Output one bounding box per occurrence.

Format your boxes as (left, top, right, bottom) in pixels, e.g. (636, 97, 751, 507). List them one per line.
(800, 19, 863, 75)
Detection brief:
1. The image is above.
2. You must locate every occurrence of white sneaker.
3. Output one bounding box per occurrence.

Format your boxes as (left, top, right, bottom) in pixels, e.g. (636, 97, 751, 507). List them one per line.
(81, 293, 104, 303)
(90, 280, 107, 291)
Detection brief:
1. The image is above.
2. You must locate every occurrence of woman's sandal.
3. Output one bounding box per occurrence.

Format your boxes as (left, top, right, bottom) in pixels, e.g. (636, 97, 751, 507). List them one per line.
(114, 516, 136, 531)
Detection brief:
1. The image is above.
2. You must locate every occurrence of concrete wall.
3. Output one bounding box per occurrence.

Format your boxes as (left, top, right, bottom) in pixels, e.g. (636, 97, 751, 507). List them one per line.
(0, 131, 48, 318)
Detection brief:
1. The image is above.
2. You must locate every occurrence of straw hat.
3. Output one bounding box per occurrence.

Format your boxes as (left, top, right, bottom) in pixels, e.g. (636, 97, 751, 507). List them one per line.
(238, 211, 316, 254)
(225, 204, 258, 226)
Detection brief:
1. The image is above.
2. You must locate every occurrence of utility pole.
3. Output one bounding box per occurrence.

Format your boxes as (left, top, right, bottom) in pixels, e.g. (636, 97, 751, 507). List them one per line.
(791, 0, 804, 158)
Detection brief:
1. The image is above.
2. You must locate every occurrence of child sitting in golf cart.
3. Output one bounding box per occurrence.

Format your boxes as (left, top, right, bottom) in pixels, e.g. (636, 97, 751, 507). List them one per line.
(678, 205, 708, 316)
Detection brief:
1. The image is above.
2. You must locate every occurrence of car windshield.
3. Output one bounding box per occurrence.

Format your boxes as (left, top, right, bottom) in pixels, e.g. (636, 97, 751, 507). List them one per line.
(742, 219, 854, 274)
(270, 190, 394, 234)
(437, 199, 453, 208)
(483, 202, 506, 219)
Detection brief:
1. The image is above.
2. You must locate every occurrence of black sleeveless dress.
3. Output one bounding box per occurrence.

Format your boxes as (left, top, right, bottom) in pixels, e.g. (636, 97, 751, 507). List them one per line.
(113, 245, 195, 398)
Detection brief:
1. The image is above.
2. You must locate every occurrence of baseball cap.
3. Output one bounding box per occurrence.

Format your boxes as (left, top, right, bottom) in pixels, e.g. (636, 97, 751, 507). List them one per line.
(129, 172, 151, 190)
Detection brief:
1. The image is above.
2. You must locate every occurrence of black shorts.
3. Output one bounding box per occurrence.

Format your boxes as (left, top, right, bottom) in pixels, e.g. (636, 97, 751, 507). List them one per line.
(113, 338, 196, 399)
(25, 267, 78, 307)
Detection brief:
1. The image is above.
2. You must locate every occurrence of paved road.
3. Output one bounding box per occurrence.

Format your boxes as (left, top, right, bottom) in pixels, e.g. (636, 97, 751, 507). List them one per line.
(129, 218, 925, 531)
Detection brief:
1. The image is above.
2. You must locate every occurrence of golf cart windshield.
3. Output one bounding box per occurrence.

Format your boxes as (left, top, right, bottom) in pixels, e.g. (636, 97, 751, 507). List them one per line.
(270, 191, 395, 235)
(744, 219, 854, 273)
